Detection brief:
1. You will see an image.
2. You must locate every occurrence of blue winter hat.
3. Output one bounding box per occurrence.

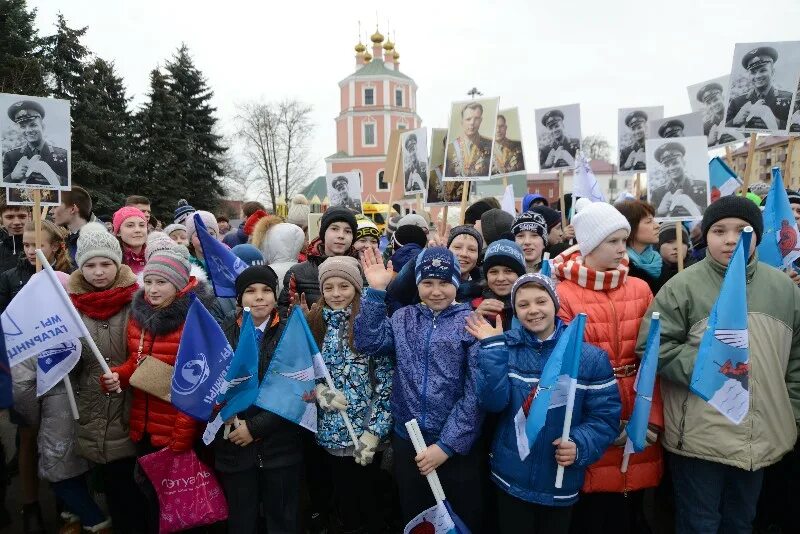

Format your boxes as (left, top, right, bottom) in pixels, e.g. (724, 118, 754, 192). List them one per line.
(414, 247, 461, 288)
(174, 199, 195, 224)
(511, 273, 559, 314)
(482, 239, 526, 277)
(231, 244, 264, 266)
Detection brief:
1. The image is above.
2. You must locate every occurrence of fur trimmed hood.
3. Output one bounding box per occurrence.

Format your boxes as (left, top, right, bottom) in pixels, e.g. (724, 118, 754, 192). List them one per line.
(130, 277, 216, 337)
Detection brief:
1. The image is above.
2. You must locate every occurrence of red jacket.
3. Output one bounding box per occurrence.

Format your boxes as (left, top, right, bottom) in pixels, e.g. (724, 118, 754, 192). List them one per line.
(112, 287, 207, 451)
(554, 246, 663, 493)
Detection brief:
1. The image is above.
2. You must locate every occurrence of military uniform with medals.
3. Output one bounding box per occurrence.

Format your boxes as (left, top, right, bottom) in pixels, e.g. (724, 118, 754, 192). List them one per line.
(2, 100, 68, 187)
(725, 47, 793, 130)
(651, 143, 707, 218)
(538, 110, 579, 170)
(445, 135, 492, 177)
(492, 137, 525, 174)
(620, 110, 648, 171)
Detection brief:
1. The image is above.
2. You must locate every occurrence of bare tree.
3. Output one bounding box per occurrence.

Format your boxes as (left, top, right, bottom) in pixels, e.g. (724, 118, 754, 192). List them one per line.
(235, 99, 314, 210)
(581, 134, 613, 163)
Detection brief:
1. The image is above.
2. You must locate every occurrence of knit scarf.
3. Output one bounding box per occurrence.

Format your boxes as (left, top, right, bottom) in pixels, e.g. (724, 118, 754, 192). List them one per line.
(553, 244, 629, 291)
(70, 269, 138, 320)
(627, 245, 662, 279)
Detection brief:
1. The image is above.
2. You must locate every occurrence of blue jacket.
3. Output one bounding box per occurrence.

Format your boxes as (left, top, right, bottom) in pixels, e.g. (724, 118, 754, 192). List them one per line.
(354, 288, 483, 456)
(222, 223, 247, 248)
(477, 321, 620, 506)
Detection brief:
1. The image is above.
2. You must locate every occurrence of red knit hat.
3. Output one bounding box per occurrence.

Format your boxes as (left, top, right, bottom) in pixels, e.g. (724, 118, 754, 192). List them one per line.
(244, 210, 267, 236)
(112, 206, 147, 234)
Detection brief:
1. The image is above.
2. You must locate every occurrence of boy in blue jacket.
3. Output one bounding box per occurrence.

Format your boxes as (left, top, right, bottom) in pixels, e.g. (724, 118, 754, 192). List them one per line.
(355, 246, 484, 531)
(466, 273, 620, 534)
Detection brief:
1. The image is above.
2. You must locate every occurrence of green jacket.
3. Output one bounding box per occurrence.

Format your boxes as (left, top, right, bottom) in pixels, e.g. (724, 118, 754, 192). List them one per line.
(636, 252, 800, 471)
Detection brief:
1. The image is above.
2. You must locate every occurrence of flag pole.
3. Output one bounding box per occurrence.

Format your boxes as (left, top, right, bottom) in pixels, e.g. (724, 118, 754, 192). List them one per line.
(740, 133, 758, 195)
(555, 313, 586, 488)
(62, 375, 79, 420)
(33, 190, 42, 272)
(317, 361, 360, 446)
(35, 250, 119, 392)
(405, 419, 446, 503)
(458, 179, 470, 225)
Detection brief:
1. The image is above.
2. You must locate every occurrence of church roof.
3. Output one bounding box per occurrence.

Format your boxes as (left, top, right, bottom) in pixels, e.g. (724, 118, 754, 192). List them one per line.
(345, 59, 412, 81)
(301, 175, 327, 200)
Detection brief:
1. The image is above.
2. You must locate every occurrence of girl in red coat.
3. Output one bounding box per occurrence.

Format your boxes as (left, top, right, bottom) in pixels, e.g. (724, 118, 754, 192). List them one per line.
(552, 202, 662, 534)
(101, 242, 216, 532)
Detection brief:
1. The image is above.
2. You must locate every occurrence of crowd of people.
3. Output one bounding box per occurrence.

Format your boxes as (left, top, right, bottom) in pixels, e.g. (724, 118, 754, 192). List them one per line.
(0, 185, 798, 534)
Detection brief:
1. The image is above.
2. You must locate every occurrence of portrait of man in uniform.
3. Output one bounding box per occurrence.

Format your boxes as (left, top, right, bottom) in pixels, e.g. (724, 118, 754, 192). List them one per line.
(687, 77, 744, 147)
(725, 42, 800, 132)
(2, 98, 70, 189)
(427, 130, 470, 205)
(648, 112, 705, 141)
(491, 108, 526, 175)
(534, 103, 581, 172)
(326, 172, 362, 213)
(646, 136, 710, 221)
(443, 97, 498, 180)
(401, 129, 428, 195)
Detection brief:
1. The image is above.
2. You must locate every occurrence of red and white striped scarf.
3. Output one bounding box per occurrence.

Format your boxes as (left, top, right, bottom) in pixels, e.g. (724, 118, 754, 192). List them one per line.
(553, 245, 629, 291)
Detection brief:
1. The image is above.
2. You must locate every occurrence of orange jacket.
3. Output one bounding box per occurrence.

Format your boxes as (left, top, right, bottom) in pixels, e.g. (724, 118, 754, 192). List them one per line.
(554, 247, 663, 493)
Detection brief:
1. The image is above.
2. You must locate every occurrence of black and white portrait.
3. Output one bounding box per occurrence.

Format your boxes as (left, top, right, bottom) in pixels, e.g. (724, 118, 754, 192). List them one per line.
(687, 75, 744, 147)
(325, 171, 362, 213)
(534, 103, 581, 172)
(6, 186, 61, 207)
(443, 97, 498, 181)
(401, 128, 428, 196)
(725, 41, 800, 133)
(426, 128, 470, 206)
(647, 112, 705, 140)
(491, 108, 526, 176)
(1, 93, 70, 190)
(789, 77, 800, 134)
(646, 136, 710, 222)
(618, 106, 663, 175)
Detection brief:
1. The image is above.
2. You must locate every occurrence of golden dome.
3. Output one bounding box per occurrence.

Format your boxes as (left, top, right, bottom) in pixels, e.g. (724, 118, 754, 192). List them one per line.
(383, 38, 394, 51)
(370, 28, 384, 44)
(363, 50, 373, 62)
(393, 49, 400, 60)
(354, 41, 366, 53)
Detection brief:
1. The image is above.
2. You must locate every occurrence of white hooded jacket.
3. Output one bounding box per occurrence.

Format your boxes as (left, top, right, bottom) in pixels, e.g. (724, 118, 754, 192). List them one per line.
(261, 223, 306, 295)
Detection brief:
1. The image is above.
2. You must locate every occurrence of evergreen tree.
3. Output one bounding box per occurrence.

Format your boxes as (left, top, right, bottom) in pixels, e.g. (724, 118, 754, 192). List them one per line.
(71, 58, 134, 217)
(164, 44, 226, 211)
(0, 0, 47, 96)
(40, 13, 89, 100)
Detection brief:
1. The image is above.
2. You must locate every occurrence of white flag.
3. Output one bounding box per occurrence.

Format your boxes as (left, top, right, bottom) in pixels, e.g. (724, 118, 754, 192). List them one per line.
(501, 184, 516, 216)
(573, 151, 606, 202)
(2, 269, 86, 367)
(36, 340, 81, 396)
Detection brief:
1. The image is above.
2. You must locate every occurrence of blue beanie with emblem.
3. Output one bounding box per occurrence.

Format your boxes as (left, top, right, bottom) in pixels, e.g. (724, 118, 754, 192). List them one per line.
(482, 239, 526, 277)
(414, 247, 461, 288)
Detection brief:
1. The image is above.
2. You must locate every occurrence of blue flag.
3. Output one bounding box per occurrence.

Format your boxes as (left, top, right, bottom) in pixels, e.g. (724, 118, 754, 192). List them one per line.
(403, 501, 469, 534)
(0, 318, 12, 409)
(172, 295, 234, 421)
(708, 156, 742, 200)
(255, 306, 325, 432)
(514, 314, 586, 460)
(218, 310, 260, 422)
(194, 213, 247, 298)
(690, 228, 751, 424)
(624, 313, 660, 454)
(757, 167, 800, 269)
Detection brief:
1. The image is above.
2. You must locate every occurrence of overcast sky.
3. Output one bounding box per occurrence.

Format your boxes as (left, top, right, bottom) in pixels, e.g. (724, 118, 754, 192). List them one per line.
(31, 0, 800, 187)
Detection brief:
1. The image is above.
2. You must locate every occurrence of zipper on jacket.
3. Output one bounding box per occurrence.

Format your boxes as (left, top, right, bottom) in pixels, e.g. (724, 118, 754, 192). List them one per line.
(420, 313, 437, 431)
(677, 391, 689, 450)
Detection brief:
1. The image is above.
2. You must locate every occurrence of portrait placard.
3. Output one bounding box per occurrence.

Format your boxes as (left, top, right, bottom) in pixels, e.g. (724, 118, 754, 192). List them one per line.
(426, 128, 470, 206)
(491, 107, 527, 177)
(325, 171, 362, 214)
(687, 75, 744, 147)
(646, 136, 710, 223)
(534, 103, 581, 173)
(443, 97, 499, 181)
(618, 106, 664, 175)
(401, 128, 428, 196)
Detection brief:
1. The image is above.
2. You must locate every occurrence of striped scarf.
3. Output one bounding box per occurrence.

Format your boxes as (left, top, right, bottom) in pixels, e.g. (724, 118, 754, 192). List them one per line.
(553, 244, 629, 291)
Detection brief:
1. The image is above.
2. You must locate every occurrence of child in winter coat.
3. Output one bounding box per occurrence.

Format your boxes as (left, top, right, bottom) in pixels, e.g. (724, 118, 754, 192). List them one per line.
(112, 206, 148, 275)
(69, 222, 144, 531)
(615, 200, 665, 294)
(100, 242, 215, 531)
(162, 223, 188, 246)
(355, 246, 484, 531)
(512, 211, 549, 273)
(468, 273, 621, 534)
(307, 256, 393, 533)
(638, 196, 800, 533)
(213, 265, 305, 534)
(471, 239, 526, 331)
(552, 201, 660, 534)
(353, 216, 382, 258)
(254, 220, 305, 295)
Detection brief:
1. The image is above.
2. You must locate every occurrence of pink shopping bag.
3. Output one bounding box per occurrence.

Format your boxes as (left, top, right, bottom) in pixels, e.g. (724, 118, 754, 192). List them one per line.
(137, 448, 228, 533)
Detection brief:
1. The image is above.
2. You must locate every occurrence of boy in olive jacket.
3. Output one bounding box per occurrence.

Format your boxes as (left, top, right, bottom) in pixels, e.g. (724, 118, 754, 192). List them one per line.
(637, 196, 800, 534)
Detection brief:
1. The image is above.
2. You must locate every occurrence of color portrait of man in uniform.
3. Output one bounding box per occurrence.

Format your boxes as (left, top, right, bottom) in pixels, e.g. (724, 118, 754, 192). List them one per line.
(538, 109, 579, 170)
(427, 133, 470, 204)
(619, 110, 649, 172)
(726, 46, 795, 131)
(650, 142, 707, 219)
(491, 113, 525, 174)
(2, 100, 68, 188)
(444, 102, 493, 178)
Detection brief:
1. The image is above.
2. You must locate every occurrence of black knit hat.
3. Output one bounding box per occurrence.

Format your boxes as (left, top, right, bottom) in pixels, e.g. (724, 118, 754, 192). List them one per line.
(701, 196, 763, 245)
(480, 209, 515, 245)
(787, 189, 800, 205)
(511, 211, 549, 246)
(320, 207, 358, 241)
(464, 199, 495, 226)
(235, 265, 279, 305)
(447, 225, 484, 250)
(393, 224, 428, 248)
(531, 206, 562, 231)
(657, 223, 690, 250)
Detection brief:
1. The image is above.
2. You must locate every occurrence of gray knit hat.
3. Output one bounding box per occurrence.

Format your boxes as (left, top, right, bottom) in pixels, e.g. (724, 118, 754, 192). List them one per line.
(142, 245, 192, 290)
(145, 232, 177, 262)
(163, 223, 187, 238)
(76, 222, 122, 269)
(318, 256, 363, 293)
